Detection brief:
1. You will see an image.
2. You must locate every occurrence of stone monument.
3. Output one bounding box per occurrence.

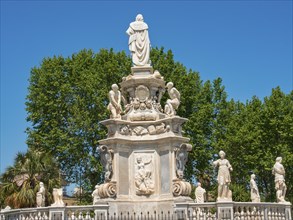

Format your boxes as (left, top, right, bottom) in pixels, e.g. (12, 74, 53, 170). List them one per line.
(250, 174, 260, 202)
(272, 157, 289, 204)
(93, 14, 193, 215)
(36, 182, 45, 207)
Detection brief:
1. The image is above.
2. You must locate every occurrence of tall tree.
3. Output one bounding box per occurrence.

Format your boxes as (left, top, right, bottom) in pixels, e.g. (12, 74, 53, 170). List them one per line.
(26, 49, 131, 194)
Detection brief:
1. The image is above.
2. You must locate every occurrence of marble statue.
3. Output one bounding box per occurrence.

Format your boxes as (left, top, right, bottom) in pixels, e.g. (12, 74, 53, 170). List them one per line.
(135, 156, 154, 195)
(272, 157, 288, 203)
(51, 188, 64, 207)
(175, 143, 192, 179)
(164, 82, 180, 116)
(107, 84, 122, 119)
(92, 185, 100, 204)
(250, 174, 260, 202)
(99, 145, 114, 182)
(36, 182, 45, 207)
(126, 14, 151, 66)
(213, 150, 233, 201)
(195, 182, 206, 203)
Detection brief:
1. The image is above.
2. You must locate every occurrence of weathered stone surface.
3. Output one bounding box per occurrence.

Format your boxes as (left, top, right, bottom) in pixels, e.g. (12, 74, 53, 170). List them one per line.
(126, 14, 151, 67)
(195, 182, 206, 203)
(36, 182, 45, 207)
(93, 14, 194, 214)
(213, 150, 233, 202)
(51, 188, 65, 207)
(273, 157, 290, 204)
(250, 174, 260, 202)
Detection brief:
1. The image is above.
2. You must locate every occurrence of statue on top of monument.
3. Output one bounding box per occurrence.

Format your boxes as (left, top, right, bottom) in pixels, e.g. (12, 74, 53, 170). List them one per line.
(126, 14, 151, 67)
(107, 84, 122, 119)
(164, 82, 181, 116)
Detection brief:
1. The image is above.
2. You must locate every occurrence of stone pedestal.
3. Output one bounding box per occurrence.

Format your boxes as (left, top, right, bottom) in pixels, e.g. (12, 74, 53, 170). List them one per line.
(49, 207, 65, 220)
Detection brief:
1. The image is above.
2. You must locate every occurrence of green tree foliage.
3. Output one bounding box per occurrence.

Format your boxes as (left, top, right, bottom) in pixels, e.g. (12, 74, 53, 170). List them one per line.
(26, 49, 132, 197)
(25, 48, 292, 204)
(0, 149, 60, 208)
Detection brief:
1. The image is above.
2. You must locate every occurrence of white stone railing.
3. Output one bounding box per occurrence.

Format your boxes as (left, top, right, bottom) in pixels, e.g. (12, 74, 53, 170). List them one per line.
(1, 202, 291, 220)
(0, 204, 108, 220)
(175, 202, 292, 220)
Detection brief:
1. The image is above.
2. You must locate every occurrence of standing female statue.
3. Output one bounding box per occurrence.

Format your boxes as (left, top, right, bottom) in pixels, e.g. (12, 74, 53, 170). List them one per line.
(126, 14, 151, 66)
(250, 174, 260, 202)
(213, 150, 233, 201)
(36, 182, 45, 207)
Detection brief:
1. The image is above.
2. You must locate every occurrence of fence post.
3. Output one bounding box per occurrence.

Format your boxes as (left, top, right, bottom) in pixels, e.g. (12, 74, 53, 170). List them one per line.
(284, 203, 292, 220)
(216, 202, 234, 220)
(174, 203, 189, 220)
(49, 207, 66, 220)
(94, 204, 109, 220)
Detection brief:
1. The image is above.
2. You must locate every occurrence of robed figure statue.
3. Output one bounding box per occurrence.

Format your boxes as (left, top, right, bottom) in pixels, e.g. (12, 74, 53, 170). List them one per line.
(126, 14, 151, 66)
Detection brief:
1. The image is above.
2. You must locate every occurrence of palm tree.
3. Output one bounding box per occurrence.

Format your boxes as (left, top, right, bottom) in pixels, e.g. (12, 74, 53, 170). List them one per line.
(0, 148, 61, 208)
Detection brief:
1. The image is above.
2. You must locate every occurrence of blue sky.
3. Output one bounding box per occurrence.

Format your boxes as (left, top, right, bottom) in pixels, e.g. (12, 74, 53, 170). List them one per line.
(1, 1, 292, 176)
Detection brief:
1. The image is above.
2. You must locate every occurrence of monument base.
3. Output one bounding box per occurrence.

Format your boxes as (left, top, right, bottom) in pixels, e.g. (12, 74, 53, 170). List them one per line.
(95, 197, 192, 216)
(131, 66, 153, 76)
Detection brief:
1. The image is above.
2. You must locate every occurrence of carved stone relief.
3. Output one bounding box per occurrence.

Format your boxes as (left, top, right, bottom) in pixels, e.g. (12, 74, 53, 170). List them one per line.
(92, 182, 117, 202)
(98, 145, 114, 182)
(119, 123, 170, 136)
(134, 154, 155, 196)
(173, 179, 191, 197)
(175, 143, 192, 179)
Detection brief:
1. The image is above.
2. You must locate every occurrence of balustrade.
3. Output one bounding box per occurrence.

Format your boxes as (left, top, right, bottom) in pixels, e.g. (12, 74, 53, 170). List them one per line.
(1, 202, 291, 220)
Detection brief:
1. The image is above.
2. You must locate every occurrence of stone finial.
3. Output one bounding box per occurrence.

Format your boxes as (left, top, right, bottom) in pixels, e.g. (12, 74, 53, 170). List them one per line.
(250, 174, 260, 202)
(213, 150, 233, 202)
(107, 84, 122, 119)
(164, 82, 181, 116)
(272, 157, 289, 203)
(126, 14, 151, 66)
(195, 182, 206, 203)
(36, 182, 45, 207)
